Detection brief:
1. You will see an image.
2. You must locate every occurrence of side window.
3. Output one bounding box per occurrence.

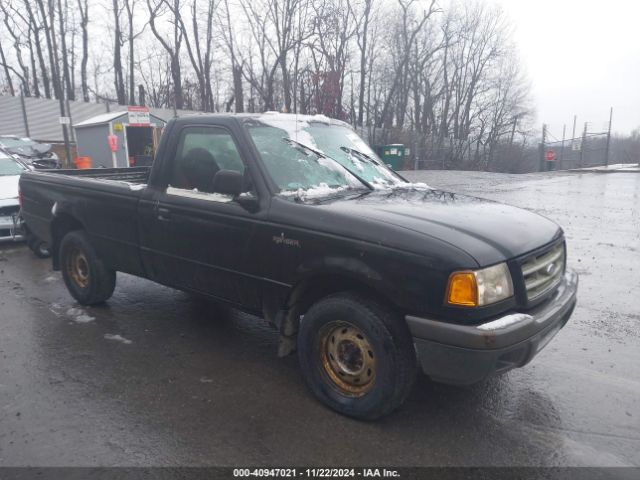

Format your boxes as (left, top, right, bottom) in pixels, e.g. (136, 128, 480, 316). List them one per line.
(167, 126, 249, 200)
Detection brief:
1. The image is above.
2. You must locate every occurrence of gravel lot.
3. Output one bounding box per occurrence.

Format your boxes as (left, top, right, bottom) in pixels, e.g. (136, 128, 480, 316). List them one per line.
(1, 170, 638, 467)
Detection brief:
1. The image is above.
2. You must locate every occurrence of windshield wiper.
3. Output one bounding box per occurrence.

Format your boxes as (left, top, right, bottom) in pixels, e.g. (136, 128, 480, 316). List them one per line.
(282, 138, 374, 191)
(339, 146, 408, 182)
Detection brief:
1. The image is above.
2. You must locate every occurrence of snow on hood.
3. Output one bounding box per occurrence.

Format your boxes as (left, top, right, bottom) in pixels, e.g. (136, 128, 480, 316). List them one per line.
(0, 174, 20, 201)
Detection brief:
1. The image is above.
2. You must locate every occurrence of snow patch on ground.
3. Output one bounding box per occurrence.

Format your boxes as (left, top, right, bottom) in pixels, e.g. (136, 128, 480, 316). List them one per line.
(66, 307, 95, 323)
(49, 303, 63, 316)
(477, 313, 532, 331)
(104, 334, 132, 345)
(43, 275, 57, 282)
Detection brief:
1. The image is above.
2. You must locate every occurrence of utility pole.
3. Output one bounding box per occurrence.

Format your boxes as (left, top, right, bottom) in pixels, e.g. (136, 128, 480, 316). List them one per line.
(579, 122, 587, 168)
(559, 124, 566, 170)
(509, 114, 519, 147)
(570, 115, 577, 168)
(539, 123, 547, 172)
(66, 98, 75, 142)
(604, 107, 613, 167)
(19, 86, 30, 138)
(57, 94, 71, 167)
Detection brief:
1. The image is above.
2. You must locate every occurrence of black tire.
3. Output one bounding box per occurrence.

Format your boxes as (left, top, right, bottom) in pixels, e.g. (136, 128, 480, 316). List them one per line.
(59, 230, 116, 305)
(298, 292, 417, 420)
(28, 237, 51, 258)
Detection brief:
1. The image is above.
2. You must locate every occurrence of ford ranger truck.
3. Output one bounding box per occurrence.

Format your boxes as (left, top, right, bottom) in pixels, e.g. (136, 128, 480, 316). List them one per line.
(19, 113, 578, 419)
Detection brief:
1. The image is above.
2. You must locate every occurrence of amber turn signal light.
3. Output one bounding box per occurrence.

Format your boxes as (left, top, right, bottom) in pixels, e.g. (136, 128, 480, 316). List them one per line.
(446, 272, 478, 307)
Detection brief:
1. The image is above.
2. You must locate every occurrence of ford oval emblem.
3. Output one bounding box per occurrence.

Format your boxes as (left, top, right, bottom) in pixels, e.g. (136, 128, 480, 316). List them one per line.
(546, 263, 556, 275)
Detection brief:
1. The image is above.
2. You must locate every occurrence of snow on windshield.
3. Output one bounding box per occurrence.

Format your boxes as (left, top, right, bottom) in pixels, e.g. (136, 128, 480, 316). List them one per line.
(248, 114, 409, 196)
(247, 117, 362, 197)
(257, 112, 322, 152)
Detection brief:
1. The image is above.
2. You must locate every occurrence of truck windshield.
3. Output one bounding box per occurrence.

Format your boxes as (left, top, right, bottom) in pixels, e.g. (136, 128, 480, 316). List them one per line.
(245, 115, 402, 196)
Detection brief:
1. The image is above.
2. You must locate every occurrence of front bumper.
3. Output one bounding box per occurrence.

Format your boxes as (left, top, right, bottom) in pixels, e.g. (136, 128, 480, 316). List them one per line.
(406, 270, 578, 385)
(0, 213, 23, 242)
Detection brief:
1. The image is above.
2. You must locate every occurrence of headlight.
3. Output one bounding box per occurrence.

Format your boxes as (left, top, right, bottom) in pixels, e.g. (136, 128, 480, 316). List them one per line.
(446, 263, 514, 307)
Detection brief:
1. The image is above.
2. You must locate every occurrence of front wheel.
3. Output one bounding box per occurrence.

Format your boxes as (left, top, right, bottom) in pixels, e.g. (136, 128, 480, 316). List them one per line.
(298, 293, 417, 420)
(59, 230, 116, 305)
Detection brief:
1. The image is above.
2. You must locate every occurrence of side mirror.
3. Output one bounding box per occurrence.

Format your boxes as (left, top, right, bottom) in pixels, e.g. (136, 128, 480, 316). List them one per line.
(211, 169, 260, 212)
(236, 193, 260, 213)
(211, 169, 244, 196)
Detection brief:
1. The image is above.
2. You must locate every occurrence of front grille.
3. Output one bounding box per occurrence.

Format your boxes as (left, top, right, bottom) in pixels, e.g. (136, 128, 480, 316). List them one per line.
(0, 205, 19, 217)
(521, 242, 565, 301)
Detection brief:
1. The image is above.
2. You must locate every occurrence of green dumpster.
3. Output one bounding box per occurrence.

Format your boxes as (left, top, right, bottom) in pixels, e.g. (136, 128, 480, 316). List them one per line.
(374, 144, 405, 171)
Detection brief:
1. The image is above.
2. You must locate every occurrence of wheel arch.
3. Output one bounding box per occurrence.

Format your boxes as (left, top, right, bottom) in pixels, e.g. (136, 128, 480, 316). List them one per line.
(50, 213, 84, 270)
(286, 271, 399, 317)
(274, 263, 407, 357)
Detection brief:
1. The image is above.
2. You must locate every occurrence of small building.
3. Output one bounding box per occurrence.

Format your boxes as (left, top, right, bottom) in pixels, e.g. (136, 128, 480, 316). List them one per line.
(73, 108, 166, 168)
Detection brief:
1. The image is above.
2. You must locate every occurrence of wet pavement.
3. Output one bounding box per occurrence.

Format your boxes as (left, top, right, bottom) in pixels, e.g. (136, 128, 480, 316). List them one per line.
(1, 170, 639, 467)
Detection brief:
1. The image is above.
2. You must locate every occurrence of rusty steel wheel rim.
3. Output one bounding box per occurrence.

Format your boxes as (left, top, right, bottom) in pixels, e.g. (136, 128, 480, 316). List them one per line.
(319, 321, 376, 397)
(67, 247, 90, 288)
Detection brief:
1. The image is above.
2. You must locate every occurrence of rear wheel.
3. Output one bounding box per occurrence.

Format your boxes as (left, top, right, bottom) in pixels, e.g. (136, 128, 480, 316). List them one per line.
(59, 230, 116, 305)
(298, 292, 417, 420)
(28, 237, 51, 258)
(25, 229, 51, 258)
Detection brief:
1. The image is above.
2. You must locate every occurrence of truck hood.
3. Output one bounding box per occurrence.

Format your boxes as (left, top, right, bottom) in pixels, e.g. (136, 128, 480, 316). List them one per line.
(0, 175, 20, 201)
(315, 187, 562, 266)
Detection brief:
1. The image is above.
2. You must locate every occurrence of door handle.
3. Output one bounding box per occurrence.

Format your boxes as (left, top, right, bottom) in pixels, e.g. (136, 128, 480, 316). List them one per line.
(157, 207, 171, 221)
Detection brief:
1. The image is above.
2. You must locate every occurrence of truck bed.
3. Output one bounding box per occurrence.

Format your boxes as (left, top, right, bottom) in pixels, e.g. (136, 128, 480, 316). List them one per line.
(19, 166, 152, 273)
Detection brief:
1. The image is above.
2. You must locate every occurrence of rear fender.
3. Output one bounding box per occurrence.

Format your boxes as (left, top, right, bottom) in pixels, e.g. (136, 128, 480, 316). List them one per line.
(50, 204, 84, 270)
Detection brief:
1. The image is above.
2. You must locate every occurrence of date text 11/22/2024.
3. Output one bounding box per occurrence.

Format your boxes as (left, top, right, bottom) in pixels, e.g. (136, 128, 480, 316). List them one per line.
(233, 468, 400, 477)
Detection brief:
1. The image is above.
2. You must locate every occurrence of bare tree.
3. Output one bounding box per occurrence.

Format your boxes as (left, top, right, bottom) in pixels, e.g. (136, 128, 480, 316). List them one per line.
(0, 41, 16, 96)
(122, 0, 146, 105)
(0, 0, 534, 172)
(308, 0, 356, 118)
(176, 0, 216, 111)
(220, 0, 243, 112)
(147, 0, 184, 109)
(375, 0, 438, 127)
(349, 0, 374, 126)
(76, 0, 89, 101)
(0, 2, 29, 95)
(56, 0, 74, 99)
(112, 0, 126, 104)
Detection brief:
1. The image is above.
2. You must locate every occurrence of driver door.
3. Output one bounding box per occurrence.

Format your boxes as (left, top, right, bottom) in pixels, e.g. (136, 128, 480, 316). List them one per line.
(138, 125, 258, 305)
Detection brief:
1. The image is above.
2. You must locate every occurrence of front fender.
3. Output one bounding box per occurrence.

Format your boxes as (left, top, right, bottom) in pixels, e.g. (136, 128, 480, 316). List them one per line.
(286, 254, 404, 310)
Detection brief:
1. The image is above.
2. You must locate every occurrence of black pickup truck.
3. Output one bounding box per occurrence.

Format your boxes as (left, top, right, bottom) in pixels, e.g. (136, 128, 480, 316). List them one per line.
(20, 113, 578, 419)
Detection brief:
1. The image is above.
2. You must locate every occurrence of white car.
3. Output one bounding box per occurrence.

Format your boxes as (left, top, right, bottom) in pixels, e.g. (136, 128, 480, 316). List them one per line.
(0, 153, 28, 242)
(0, 135, 60, 169)
(0, 153, 50, 257)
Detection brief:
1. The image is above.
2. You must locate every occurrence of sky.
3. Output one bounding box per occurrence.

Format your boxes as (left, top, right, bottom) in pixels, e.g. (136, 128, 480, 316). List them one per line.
(493, 0, 640, 137)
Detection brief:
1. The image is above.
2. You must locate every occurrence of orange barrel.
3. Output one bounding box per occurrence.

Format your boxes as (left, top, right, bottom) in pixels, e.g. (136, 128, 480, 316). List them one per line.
(75, 156, 92, 169)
